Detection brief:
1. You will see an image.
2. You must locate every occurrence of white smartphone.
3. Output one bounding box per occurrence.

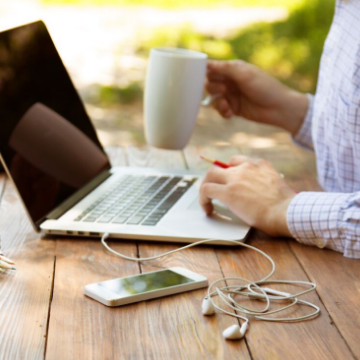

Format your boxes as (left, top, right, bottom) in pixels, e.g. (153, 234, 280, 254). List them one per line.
(84, 267, 208, 307)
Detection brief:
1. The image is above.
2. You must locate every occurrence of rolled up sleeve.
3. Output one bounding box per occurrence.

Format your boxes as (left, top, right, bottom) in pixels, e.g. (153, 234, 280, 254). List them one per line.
(287, 191, 360, 258)
(292, 94, 314, 151)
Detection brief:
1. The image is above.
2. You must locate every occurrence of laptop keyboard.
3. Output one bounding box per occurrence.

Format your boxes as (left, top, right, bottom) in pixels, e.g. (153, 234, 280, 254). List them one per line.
(74, 174, 197, 226)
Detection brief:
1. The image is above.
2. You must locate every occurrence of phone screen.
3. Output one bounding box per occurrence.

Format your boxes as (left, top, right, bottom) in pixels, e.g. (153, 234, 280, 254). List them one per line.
(99, 270, 195, 297)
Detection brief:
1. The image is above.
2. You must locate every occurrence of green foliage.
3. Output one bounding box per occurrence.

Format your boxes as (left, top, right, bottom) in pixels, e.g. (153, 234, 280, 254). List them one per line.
(94, 82, 143, 105)
(135, 25, 235, 60)
(42, 0, 303, 9)
(228, 0, 335, 92)
(136, 0, 335, 93)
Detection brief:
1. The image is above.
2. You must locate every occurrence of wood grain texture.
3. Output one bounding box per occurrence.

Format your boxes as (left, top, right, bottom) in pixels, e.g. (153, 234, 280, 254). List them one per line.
(290, 243, 360, 359)
(45, 146, 143, 360)
(3, 139, 358, 360)
(184, 145, 355, 360)
(127, 145, 251, 360)
(45, 240, 141, 360)
(241, 144, 359, 358)
(217, 233, 354, 360)
(0, 177, 56, 360)
(249, 144, 360, 359)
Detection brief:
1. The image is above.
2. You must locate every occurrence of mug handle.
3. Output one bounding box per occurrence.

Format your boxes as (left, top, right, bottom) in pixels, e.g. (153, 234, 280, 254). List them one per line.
(201, 94, 220, 107)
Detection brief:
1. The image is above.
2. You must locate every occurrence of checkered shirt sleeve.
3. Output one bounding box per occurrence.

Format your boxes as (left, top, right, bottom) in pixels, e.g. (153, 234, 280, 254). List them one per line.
(292, 94, 314, 151)
(285, 0, 360, 259)
(287, 192, 360, 258)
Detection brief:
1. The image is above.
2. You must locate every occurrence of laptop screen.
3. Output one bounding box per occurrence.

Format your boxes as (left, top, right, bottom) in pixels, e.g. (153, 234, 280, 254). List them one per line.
(0, 21, 111, 227)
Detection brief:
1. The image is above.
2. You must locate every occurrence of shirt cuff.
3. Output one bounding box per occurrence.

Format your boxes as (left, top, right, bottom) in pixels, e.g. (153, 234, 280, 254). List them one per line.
(286, 191, 351, 251)
(292, 93, 314, 151)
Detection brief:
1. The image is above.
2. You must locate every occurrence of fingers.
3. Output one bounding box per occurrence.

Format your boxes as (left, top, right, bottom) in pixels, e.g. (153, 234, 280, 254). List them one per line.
(207, 72, 227, 82)
(212, 96, 233, 119)
(203, 166, 228, 186)
(205, 82, 227, 96)
(205, 79, 234, 118)
(200, 168, 228, 215)
(229, 155, 251, 166)
(199, 183, 226, 215)
(207, 60, 248, 83)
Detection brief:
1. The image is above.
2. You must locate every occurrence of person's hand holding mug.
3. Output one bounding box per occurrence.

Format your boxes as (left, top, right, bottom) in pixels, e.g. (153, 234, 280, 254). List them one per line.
(200, 60, 309, 236)
(206, 60, 309, 136)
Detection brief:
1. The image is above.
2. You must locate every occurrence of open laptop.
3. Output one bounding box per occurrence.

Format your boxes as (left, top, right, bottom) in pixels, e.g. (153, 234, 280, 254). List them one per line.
(0, 21, 250, 243)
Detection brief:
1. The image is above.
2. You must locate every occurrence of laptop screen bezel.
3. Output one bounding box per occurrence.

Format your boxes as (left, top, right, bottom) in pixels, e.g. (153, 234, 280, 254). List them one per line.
(0, 20, 112, 230)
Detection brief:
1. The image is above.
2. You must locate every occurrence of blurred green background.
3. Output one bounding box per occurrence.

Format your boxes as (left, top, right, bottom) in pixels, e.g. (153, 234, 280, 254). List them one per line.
(135, 0, 334, 95)
(43, 0, 334, 106)
(1, 0, 335, 147)
(42, 0, 305, 8)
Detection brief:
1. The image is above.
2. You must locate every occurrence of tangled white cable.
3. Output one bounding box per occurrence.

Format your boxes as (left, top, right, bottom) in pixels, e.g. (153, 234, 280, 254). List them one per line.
(101, 233, 320, 340)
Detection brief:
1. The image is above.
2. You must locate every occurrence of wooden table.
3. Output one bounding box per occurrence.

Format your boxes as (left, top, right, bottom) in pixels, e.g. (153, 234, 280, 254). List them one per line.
(0, 140, 359, 360)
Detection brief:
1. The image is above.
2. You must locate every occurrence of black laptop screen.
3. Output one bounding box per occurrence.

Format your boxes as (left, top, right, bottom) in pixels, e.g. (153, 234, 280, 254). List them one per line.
(0, 21, 111, 226)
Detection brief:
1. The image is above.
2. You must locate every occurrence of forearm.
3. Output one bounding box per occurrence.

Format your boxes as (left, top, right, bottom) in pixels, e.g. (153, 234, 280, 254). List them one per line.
(275, 90, 309, 136)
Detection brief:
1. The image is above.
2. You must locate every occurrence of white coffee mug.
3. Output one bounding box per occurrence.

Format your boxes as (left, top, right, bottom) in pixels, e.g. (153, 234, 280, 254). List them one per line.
(144, 48, 208, 150)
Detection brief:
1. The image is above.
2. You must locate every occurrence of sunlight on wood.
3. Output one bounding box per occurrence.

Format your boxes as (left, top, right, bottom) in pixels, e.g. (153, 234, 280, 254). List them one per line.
(230, 132, 278, 148)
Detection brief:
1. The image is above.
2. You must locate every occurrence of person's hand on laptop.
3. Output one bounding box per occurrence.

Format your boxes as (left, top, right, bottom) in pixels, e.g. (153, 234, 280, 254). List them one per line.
(206, 60, 308, 136)
(199, 155, 296, 237)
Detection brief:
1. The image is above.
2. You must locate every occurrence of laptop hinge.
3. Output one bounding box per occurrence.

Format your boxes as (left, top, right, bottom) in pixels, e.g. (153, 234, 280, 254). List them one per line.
(39, 169, 112, 224)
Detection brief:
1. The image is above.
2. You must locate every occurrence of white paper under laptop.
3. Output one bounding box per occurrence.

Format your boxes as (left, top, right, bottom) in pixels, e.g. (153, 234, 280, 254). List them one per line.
(0, 21, 250, 243)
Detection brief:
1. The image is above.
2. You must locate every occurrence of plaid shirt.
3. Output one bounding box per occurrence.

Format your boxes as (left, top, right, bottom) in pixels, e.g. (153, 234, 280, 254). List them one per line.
(287, 0, 360, 258)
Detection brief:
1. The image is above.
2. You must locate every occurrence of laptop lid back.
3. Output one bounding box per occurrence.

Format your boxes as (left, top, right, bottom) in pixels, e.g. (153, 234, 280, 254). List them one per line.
(0, 21, 111, 229)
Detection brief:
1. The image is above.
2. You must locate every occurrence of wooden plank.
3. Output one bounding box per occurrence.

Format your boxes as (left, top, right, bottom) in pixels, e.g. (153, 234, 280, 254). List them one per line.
(184, 145, 355, 360)
(249, 143, 360, 359)
(0, 176, 56, 360)
(290, 243, 360, 359)
(217, 233, 354, 360)
(45, 239, 141, 360)
(45, 147, 142, 360)
(126, 145, 251, 359)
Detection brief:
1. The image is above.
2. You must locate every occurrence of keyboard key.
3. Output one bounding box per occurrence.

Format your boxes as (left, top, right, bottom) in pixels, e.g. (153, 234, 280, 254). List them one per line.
(137, 210, 150, 216)
(98, 216, 113, 223)
(142, 220, 158, 226)
(147, 214, 163, 221)
(152, 209, 167, 215)
(78, 174, 191, 225)
(112, 216, 129, 224)
(83, 217, 98, 222)
(127, 216, 145, 225)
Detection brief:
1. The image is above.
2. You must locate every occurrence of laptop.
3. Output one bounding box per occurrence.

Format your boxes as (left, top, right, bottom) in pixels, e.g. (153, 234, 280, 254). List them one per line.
(0, 21, 250, 243)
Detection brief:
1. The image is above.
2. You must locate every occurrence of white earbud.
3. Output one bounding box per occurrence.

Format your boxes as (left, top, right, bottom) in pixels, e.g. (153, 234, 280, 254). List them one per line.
(222, 323, 248, 340)
(202, 298, 215, 315)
